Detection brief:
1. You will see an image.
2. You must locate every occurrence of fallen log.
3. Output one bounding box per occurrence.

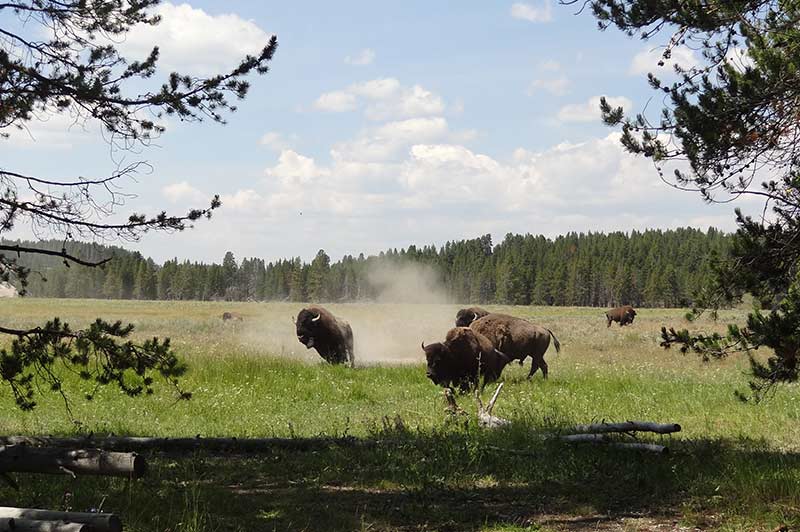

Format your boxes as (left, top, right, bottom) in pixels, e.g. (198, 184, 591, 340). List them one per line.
(0, 509, 120, 532)
(0, 446, 145, 479)
(566, 421, 681, 435)
(476, 383, 511, 429)
(0, 517, 89, 532)
(558, 434, 667, 453)
(0, 436, 375, 454)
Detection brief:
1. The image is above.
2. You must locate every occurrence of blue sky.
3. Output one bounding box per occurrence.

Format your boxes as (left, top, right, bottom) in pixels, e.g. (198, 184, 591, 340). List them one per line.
(2, 1, 747, 263)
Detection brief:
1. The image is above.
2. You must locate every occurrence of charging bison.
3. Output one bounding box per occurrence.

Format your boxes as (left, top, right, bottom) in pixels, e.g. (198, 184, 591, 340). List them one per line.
(606, 305, 637, 327)
(454, 306, 490, 327)
(423, 327, 511, 392)
(294, 306, 355, 367)
(469, 313, 560, 379)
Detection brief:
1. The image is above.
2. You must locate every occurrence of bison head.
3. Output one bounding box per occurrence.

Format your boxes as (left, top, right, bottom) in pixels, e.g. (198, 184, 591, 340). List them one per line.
(455, 308, 486, 327)
(295, 308, 322, 349)
(422, 341, 452, 386)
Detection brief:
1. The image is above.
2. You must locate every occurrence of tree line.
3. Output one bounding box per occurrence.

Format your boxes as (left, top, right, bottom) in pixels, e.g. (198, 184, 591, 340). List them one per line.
(3, 227, 728, 307)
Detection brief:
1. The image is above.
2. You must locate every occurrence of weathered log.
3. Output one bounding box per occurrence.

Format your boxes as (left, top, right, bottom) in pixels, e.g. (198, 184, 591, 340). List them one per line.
(558, 434, 668, 453)
(0, 509, 120, 532)
(0, 435, 374, 454)
(0, 446, 145, 479)
(566, 421, 681, 435)
(476, 383, 511, 429)
(0, 517, 89, 531)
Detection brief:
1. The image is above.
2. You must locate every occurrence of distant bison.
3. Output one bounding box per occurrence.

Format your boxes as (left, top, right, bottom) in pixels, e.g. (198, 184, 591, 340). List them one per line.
(606, 305, 637, 327)
(423, 327, 511, 392)
(294, 306, 355, 367)
(222, 312, 243, 322)
(454, 306, 490, 327)
(470, 313, 560, 379)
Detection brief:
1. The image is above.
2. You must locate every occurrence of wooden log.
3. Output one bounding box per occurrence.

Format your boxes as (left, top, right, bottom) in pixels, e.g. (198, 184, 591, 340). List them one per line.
(558, 434, 668, 454)
(0, 446, 145, 479)
(0, 435, 374, 454)
(476, 383, 511, 429)
(0, 509, 120, 532)
(0, 517, 89, 531)
(566, 421, 681, 435)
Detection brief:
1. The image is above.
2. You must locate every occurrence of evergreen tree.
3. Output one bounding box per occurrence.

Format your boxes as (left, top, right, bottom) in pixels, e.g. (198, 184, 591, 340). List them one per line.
(574, 0, 800, 397)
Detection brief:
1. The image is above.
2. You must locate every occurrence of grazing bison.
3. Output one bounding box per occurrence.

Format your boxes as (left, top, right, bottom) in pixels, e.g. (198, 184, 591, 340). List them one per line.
(423, 327, 511, 392)
(294, 306, 355, 367)
(454, 306, 490, 327)
(606, 305, 637, 327)
(470, 313, 560, 379)
(222, 312, 243, 322)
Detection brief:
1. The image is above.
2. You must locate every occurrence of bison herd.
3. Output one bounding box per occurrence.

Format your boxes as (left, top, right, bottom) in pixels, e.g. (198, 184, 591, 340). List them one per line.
(220, 304, 636, 393)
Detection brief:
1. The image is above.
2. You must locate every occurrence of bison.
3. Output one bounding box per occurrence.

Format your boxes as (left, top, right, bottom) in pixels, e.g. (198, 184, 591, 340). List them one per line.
(606, 305, 637, 327)
(294, 305, 355, 367)
(423, 327, 511, 392)
(469, 313, 560, 379)
(222, 311, 243, 322)
(454, 306, 490, 327)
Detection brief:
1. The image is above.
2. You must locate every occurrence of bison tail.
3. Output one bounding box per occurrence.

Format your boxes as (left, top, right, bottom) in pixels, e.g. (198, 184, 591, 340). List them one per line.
(546, 328, 561, 354)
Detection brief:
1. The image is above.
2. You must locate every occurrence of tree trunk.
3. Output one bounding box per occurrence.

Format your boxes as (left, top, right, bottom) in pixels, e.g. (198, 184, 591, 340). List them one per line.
(566, 421, 681, 434)
(0, 436, 373, 453)
(0, 509, 120, 532)
(0, 446, 145, 479)
(0, 517, 89, 531)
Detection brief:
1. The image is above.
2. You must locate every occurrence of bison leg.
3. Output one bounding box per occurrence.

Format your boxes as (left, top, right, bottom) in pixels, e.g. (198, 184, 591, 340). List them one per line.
(539, 358, 548, 379)
(606, 317, 612, 327)
(527, 358, 540, 379)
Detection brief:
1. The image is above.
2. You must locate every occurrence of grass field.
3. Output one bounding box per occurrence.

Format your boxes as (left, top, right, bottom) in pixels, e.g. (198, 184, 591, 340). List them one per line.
(0, 299, 798, 531)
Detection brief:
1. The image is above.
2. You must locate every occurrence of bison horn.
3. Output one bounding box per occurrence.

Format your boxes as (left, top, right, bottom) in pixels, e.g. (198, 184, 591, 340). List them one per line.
(472, 312, 478, 321)
(311, 312, 321, 322)
(291, 315, 296, 324)
(421, 341, 426, 350)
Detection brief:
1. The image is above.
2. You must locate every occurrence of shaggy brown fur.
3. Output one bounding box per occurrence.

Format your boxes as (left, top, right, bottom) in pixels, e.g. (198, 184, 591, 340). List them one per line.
(470, 313, 561, 379)
(606, 305, 637, 327)
(454, 306, 491, 327)
(294, 305, 355, 367)
(423, 327, 511, 392)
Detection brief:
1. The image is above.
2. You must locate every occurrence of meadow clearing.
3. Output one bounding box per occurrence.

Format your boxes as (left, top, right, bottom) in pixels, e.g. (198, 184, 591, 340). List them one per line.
(0, 298, 798, 531)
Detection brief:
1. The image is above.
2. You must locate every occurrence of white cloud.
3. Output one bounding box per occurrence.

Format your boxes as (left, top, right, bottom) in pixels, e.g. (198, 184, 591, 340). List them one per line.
(723, 47, 754, 72)
(314, 91, 358, 112)
(1, 109, 94, 149)
(117, 2, 272, 75)
(629, 46, 701, 76)
(345, 48, 376, 66)
(557, 95, 632, 123)
(510, 1, 553, 23)
(221, 189, 263, 210)
(265, 150, 331, 186)
(162, 181, 206, 204)
(331, 117, 450, 163)
(311, 78, 446, 120)
(147, 128, 742, 263)
(259, 132, 294, 150)
(528, 61, 569, 95)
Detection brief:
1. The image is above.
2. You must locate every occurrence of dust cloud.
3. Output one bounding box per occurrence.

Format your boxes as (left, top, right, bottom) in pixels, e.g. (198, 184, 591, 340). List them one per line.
(230, 262, 462, 365)
(366, 261, 450, 304)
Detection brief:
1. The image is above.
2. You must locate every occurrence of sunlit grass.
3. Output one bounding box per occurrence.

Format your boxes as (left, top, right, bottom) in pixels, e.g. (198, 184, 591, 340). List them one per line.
(0, 298, 798, 530)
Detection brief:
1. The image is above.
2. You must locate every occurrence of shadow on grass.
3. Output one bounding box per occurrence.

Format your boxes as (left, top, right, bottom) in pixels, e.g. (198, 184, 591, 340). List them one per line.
(1, 424, 798, 531)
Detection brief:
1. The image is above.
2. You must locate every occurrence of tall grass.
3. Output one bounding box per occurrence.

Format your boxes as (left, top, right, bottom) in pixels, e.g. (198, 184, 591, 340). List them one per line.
(0, 299, 798, 530)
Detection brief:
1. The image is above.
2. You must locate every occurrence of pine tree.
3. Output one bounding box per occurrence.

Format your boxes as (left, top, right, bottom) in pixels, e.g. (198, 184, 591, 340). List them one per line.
(576, 0, 800, 397)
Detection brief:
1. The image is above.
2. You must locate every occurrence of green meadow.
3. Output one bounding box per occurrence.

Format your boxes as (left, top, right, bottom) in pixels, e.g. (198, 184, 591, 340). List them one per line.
(0, 298, 798, 531)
